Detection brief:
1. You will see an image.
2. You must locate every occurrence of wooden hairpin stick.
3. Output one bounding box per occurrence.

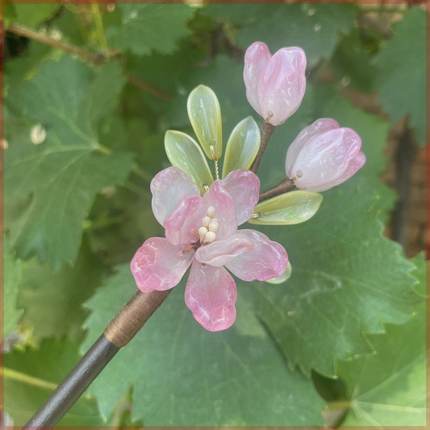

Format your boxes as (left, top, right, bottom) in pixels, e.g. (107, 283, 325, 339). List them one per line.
(23, 290, 170, 429)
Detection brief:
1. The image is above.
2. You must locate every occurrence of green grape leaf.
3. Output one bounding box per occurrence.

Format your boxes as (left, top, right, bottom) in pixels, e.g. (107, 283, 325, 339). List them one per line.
(249, 86, 423, 377)
(5, 42, 55, 84)
(222, 116, 260, 177)
(203, 3, 357, 66)
(339, 255, 427, 426)
(107, 4, 195, 56)
(4, 243, 24, 338)
(82, 265, 326, 426)
(316, 254, 427, 427)
(18, 243, 104, 340)
(4, 338, 104, 426)
(374, 8, 426, 144)
(5, 58, 133, 268)
(250, 191, 323, 225)
(7, 3, 60, 28)
(51, 6, 90, 47)
(331, 29, 377, 92)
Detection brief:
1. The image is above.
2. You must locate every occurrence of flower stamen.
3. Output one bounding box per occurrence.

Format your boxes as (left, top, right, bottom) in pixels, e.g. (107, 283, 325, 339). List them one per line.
(199, 206, 218, 244)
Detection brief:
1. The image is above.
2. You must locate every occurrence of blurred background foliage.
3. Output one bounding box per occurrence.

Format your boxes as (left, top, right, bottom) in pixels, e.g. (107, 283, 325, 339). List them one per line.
(3, 2, 427, 427)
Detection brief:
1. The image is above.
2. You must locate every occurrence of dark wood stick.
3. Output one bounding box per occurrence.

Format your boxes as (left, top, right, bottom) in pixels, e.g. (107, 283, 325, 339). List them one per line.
(251, 121, 274, 173)
(24, 335, 118, 429)
(23, 290, 170, 429)
(259, 178, 295, 201)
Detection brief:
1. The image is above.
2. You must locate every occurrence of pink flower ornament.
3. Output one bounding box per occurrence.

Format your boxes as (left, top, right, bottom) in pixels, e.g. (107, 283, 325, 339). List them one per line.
(129, 41, 366, 333)
(131, 168, 288, 332)
(243, 42, 365, 192)
(243, 41, 307, 126)
(285, 119, 366, 192)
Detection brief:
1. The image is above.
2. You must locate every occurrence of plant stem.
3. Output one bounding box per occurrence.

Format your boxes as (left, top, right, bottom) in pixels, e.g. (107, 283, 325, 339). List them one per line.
(6, 24, 170, 100)
(259, 178, 295, 201)
(251, 121, 274, 173)
(91, 3, 108, 52)
(2, 367, 57, 391)
(121, 182, 144, 196)
(132, 164, 152, 184)
(7, 23, 107, 64)
(126, 74, 172, 101)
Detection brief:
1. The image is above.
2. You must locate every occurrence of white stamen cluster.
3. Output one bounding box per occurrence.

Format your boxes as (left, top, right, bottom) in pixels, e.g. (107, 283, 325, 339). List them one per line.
(198, 206, 219, 244)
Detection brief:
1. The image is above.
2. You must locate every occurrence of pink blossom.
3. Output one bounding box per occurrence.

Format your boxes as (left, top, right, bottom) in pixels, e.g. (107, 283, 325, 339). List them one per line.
(243, 41, 307, 126)
(131, 168, 288, 332)
(285, 118, 366, 192)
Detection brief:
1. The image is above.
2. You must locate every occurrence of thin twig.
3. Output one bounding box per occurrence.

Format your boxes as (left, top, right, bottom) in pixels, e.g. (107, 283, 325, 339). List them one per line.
(1, 367, 57, 391)
(251, 121, 274, 173)
(6, 23, 171, 100)
(259, 178, 295, 201)
(132, 164, 153, 184)
(7, 23, 107, 64)
(126, 74, 172, 101)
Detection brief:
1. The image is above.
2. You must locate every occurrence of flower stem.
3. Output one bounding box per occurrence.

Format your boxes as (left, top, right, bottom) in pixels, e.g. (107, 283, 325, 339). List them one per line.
(214, 159, 220, 180)
(251, 121, 274, 173)
(259, 177, 295, 201)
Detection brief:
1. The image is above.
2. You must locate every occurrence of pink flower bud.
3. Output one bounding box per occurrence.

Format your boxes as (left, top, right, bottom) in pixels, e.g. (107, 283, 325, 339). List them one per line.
(243, 41, 307, 126)
(285, 118, 366, 192)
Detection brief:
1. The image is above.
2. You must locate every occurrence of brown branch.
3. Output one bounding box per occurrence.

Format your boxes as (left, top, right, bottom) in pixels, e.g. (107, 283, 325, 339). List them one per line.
(6, 23, 171, 100)
(126, 74, 172, 101)
(7, 23, 108, 64)
(251, 121, 274, 173)
(259, 177, 295, 201)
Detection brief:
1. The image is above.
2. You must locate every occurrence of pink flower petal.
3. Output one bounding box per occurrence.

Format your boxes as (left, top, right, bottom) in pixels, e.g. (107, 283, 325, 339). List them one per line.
(151, 167, 199, 226)
(324, 151, 366, 190)
(346, 151, 366, 178)
(257, 47, 307, 126)
(195, 233, 253, 267)
(203, 181, 237, 239)
(285, 118, 340, 177)
(164, 195, 204, 246)
(221, 170, 260, 225)
(226, 229, 288, 281)
(290, 127, 363, 192)
(185, 261, 237, 332)
(130, 237, 193, 292)
(243, 41, 272, 116)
